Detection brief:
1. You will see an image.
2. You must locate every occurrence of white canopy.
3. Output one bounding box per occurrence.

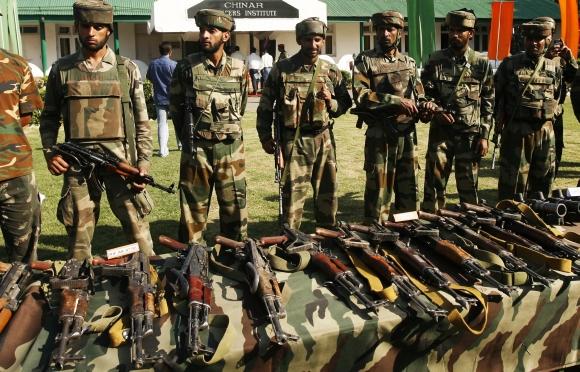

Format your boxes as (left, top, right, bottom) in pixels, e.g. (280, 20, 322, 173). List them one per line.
(148, 0, 327, 34)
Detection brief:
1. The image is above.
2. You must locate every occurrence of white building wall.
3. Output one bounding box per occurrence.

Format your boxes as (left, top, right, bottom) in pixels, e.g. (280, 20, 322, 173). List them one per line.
(44, 23, 58, 75)
(333, 22, 360, 62)
(118, 23, 136, 59)
(21, 29, 41, 68)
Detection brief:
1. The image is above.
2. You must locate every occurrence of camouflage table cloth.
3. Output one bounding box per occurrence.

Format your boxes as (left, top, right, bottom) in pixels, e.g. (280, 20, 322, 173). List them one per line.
(3, 257, 579, 372)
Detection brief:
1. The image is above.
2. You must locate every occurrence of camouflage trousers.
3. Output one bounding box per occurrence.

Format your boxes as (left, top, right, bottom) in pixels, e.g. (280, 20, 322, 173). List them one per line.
(57, 168, 155, 259)
(364, 131, 418, 223)
(422, 128, 480, 212)
(282, 128, 337, 229)
(553, 112, 564, 175)
(178, 137, 248, 243)
(498, 122, 556, 201)
(0, 173, 40, 262)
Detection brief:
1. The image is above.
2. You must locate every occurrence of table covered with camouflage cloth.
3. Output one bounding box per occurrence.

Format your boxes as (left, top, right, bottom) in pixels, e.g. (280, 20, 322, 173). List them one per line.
(5, 256, 579, 372)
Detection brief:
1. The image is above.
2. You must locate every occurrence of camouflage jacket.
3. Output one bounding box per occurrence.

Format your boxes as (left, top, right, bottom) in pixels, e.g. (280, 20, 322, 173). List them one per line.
(256, 53, 351, 143)
(353, 47, 425, 137)
(0, 49, 44, 182)
(169, 52, 248, 147)
(421, 47, 494, 138)
(40, 47, 152, 170)
(572, 65, 580, 121)
(550, 55, 578, 114)
(494, 51, 563, 136)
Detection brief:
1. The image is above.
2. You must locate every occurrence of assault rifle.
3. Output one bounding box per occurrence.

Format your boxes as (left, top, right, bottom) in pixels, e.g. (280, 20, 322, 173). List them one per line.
(93, 252, 159, 368)
(260, 224, 384, 314)
(420, 210, 551, 287)
(490, 130, 500, 170)
(273, 110, 285, 227)
(215, 236, 299, 345)
(52, 142, 175, 193)
(351, 102, 447, 129)
(316, 222, 474, 310)
(159, 236, 213, 357)
(0, 261, 53, 333)
(335, 223, 449, 320)
(50, 259, 93, 369)
(378, 220, 514, 296)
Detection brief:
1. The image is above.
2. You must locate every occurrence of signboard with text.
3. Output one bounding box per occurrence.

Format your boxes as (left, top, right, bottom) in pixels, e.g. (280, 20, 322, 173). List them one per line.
(187, 0, 299, 19)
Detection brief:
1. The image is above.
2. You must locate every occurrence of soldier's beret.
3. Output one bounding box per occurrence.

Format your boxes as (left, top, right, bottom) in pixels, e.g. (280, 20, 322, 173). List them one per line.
(73, 0, 113, 26)
(533, 16, 556, 32)
(371, 11, 404, 29)
(521, 21, 552, 38)
(446, 9, 476, 29)
(195, 9, 235, 32)
(295, 17, 327, 40)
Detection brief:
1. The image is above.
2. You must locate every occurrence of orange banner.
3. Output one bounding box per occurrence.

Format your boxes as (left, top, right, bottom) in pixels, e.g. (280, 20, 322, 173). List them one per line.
(488, 1, 515, 60)
(559, 0, 579, 58)
(559, 0, 568, 40)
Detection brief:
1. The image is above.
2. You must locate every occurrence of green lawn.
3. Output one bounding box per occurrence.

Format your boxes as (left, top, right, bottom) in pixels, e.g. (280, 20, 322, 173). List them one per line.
(4, 103, 580, 260)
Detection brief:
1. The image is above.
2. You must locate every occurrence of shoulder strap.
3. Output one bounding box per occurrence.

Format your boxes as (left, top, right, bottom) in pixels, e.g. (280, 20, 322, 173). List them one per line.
(504, 55, 545, 129)
(116, 55, 137, 165)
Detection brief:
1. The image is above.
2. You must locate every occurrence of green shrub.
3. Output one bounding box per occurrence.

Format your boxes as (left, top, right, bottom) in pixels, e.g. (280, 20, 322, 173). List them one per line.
(30, 76, 48, 126)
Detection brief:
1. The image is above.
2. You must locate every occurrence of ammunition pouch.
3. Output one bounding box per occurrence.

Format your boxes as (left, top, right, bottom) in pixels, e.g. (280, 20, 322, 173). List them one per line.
(131, 189, 154, 219)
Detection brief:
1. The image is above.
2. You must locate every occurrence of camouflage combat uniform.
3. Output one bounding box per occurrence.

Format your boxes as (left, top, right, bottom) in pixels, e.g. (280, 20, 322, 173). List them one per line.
(353, 12, 425, 222)
(495, 22, 563, 201)
(257, 19, 351, 229)
(170, 10, 248, 243)
(572, 68, 580, 122)
(40, 1, 154, 259)
(0, 48, 43, 262)
(421, 11, 494, 212)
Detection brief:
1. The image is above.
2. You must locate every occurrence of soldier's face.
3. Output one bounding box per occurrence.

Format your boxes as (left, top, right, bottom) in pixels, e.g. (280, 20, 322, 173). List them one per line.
(376, 25, 399, 49)
(525, 36, 548, 56)
(199, 26, 230, 54)
(448, 26, 473, 50)
(299, 35, 325, 59)
(77, 23, 111, 52)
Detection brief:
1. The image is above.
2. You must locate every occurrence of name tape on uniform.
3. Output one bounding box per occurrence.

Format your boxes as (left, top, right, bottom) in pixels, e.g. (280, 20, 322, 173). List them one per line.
(106, 243, 140, 260)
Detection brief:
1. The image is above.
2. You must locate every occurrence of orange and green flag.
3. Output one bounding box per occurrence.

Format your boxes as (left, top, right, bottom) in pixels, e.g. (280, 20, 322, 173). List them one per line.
(488, 1, 515, 61)
(407, 0, 436, 66)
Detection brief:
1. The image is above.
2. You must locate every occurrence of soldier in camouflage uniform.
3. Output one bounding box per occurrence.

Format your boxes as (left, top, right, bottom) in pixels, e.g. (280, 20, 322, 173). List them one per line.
(40, 0, 155, 259)
(0, 49, 43, 262)
(534, 17, 578, 176)
(495, 21, 563, 201)
(256, 17, 352, 229)
(353, 11, 434, 222)
(420, 10, 494, 212)
(170, 9, 248, 243)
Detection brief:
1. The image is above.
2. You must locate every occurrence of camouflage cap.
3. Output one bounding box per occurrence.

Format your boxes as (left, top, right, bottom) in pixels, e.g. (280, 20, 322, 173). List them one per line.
(521, 21, 552, 38)
(73, 0, 113, 25)
(371, 11, 404, 29)
(295, 17, 327, 39)
(533, 16, 556, 32)
(195, 9, 235, 32)
(446, 9, 476, 29)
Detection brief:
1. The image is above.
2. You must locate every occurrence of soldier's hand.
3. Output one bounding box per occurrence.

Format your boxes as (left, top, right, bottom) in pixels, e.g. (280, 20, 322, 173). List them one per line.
(419, 101, 437, 123)
(399, 98, 419, 116)
(559, 45, 573, 62)
(435, 111, 455, 125)
(131, 167, 147, 193)
(261, 138, 276, 155)
(47, 155, 69, 175)
(475, 138, 489, 157)
(316, 85, 332, 104)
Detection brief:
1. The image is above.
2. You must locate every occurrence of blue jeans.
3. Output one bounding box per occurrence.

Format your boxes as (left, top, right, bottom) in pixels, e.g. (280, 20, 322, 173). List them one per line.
(249, 69, 260, 93)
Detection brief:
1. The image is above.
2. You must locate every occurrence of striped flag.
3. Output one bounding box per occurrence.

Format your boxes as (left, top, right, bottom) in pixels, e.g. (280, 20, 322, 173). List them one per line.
(488, 1, 515, 61)
(406, 0, 436, 66)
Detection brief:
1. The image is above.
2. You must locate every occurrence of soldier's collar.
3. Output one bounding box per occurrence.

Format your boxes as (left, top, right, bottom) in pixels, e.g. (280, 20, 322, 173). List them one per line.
(203, 53, 227, 71)
(445, 47, 470, 64)
(76, 46, 115, 66)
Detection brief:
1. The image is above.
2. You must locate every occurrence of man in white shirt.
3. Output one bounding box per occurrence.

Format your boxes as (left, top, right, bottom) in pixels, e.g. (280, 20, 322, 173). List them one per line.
(230, 45, 245, 61)
(261, 50, 274, 85)
(246, 47, 263, 94)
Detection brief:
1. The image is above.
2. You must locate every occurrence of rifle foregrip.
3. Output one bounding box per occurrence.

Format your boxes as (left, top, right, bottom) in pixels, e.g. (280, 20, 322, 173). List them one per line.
(215, 235, 245, 249)
(417, 211, 440, 222)
(315, 227, 344, 239)
(116, 161, 140, 176)
(0, 308, 13, 333)
(158, 235, 188, 251)
(76, 293, 89, 319)
(60, 288, 78, 317)
(310, 252, 344, 277)
(260, 236, 288, 246)
(359, 252, 396, 280)
(145, 292, 155, 314)
(0, 261, 11, 272)
(188, 276, 204, 302)
(461, 202, 489, 214)
(130, 286, 145, 313)
(382, 221, 408, 229)
(92, 256, 128, 266)
(347, 224, 371, 234)
(435, 240, 470, 265)
(438, 209, 463, 219)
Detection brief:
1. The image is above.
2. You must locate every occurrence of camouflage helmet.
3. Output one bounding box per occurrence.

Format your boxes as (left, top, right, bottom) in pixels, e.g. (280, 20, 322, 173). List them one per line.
(521, 21, 552, 38)
(533, 16, 556, 32)
(295, 17, 327, 42)
(73, 0, 113, 26)
(195, 9, 235, 32)
(446, 9, 476, 29)
(371, 11, 405, 29)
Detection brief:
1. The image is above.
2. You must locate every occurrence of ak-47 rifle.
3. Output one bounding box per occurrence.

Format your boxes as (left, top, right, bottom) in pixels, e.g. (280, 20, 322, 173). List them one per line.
(273, 109, 285, 227)
(93, 252, 159, 368)
(215, 236, 299, 345)
(377, 219, 514, 296)
(50, 259, 93, 369)
(351, 102, 446, 129)
(420, 210, 551, 287)
(337, 223, 449, 320)
(159, 236, 213, 357)
(52, 142, 175, 193)
(260, 224, 383, 314)
(0, 260, 53, 334)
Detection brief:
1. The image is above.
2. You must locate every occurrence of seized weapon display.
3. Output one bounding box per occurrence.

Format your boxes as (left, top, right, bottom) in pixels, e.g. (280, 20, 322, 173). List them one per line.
(0, 260, 53, 334)
(514, 192, 567, 223)
(330, 223, 449, 320)
(93, 252, 159, 368)
(379, 219, 514, 296)
(215, 236, 299, 345)
(260, 224, 384, 314)
(50, 259, 93, 369)
(52, 141, 175, 193)
(421, 210, 551, 287)
(159, 235, 213, 357)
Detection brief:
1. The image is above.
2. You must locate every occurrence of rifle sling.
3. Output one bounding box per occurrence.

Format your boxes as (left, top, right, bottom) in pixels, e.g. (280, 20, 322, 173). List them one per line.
(267, 248, 311, 272)
(116, 55, 137, 165)
(343, 249, 399, 302)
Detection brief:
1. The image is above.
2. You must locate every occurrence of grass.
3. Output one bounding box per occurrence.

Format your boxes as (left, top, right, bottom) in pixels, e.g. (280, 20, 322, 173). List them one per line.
(3, 102, 580, 260)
